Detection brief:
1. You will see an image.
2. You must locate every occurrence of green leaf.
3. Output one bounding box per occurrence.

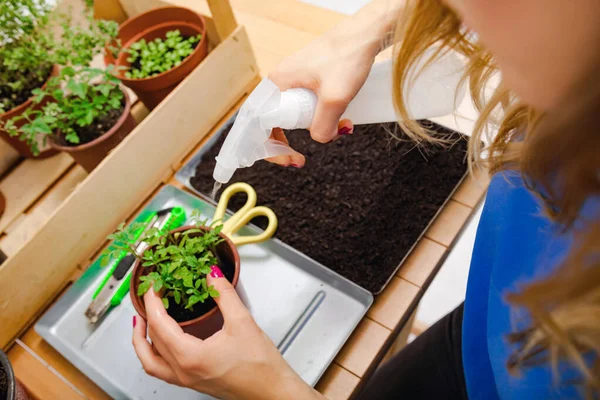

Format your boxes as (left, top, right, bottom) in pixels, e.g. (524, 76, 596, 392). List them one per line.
(30, 118, 52, 134)
(173, 290, 181, 304)
(137, 280, 152, 296)
(162, 297, 169, 309)
(66, 80, 88, 98)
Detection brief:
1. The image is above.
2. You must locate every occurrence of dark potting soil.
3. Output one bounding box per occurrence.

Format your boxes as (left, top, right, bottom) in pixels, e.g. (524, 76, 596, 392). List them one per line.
(56, 100, 125, 147)
(165, 256, 236, 323)
(0, 364, 7, 400)
(191, 121, 468, 293)
(0, 64, 53, 112)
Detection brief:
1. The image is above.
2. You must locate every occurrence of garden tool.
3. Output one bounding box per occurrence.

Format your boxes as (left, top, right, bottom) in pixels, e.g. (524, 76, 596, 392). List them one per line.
(212, 182, 277, 246)
(85, 207, 186, 324)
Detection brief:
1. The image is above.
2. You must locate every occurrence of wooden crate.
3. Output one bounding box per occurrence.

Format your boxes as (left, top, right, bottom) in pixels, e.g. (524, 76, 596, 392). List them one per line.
(0, 0, 260, 349)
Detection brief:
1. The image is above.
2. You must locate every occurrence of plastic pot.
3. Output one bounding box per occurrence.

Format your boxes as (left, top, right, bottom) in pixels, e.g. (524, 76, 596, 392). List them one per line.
(112, 7, 208, 110)
(0, 349, 31, 400)
(0, 65, 60, 159)
(49, 89, 137, 172)
(130, 226, 241, 340)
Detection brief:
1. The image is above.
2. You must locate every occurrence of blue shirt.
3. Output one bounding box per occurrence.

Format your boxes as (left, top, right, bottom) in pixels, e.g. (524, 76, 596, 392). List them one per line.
(462, 171, 596, 399)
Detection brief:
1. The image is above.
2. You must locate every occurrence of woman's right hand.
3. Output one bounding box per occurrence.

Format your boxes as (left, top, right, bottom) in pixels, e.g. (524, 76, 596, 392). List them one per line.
(265, 1, 398, 167)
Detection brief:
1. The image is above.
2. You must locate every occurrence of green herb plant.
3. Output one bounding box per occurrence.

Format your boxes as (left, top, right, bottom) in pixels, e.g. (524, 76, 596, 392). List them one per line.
(125, 30, 202, 79)
(3, 66, 124, 155)
(0, 0, 118, 114)
(103, 212, 222, 311)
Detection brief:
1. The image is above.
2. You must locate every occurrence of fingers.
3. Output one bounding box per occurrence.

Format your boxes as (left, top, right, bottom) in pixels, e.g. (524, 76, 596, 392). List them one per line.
(132, 315, 178, 383)
(265, 128, 306, 167)
(310, 83, 354, 143)
(207, 265, 252, 327)
(143, 290, 196, 356)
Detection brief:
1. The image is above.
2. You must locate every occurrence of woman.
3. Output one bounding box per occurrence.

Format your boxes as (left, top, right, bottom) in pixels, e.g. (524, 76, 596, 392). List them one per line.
(132, 0, 600, 398)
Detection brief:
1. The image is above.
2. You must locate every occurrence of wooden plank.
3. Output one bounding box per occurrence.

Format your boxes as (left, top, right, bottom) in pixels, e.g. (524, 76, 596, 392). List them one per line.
(0, 26, 258, 349)
(381, 310, 416, 364)
(367, 277, 420, 330)
(94, 0, 128, 22)
(0, 140, 20, 177)
(452, 169, 489, 208)
(8, 342, 84, 400)
(207, 0, 238, 43)
(0, 154, 73, 233)
(131, 102, 150, 123)
(334, 319, 390, 378)
(316, 364, 360, 400)
(227, 0, 344, 36)
(424, 199, 473, 247)
(0, 166, 87, 257)
(21, 329, 112, 400)
(397, 238, 447, 287)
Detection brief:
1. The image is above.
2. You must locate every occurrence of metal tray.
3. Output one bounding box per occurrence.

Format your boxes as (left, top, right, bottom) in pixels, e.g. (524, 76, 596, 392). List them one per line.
(175, 113, 468, 294)
(36, 185, 372, 400)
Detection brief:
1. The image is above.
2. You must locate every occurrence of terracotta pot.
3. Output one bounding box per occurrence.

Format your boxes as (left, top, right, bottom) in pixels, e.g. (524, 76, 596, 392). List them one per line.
(0, 349, 31, 400)
(0, 65, 60, 159)
(113, 8, 208, 110)
(105, 6, 207, 65)
(130, 226, 241, 339)
(0, 190, 5, 220)
(49, 89, 137, 172)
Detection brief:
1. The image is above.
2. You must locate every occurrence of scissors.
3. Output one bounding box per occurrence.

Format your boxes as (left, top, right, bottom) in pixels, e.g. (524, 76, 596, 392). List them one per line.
(212, 182, 277, 246)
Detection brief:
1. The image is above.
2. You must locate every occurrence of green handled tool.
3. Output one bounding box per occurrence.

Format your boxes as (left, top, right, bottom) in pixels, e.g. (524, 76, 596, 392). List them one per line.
(85, 207, 186, 324)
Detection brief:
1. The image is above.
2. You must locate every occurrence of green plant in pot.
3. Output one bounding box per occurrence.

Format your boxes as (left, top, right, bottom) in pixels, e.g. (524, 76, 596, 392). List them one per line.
(2, 66, 137, 172)
(104, 212, 238, 339)
(0, 0, 119, 158)
(112, 6, 209, 110)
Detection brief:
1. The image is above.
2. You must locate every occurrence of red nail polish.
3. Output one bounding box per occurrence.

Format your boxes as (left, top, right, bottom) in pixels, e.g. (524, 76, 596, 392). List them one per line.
(133, 316, 137, 328)
(210, 265, 224, 278)
(338, 127, 352, 135)
(290, 163, 301, 168)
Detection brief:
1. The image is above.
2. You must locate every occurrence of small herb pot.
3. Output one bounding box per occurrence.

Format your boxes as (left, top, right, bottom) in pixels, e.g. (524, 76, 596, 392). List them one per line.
(0, 65, 60, 159)
(0, 349, 31, 400)
(49, 88, 137, 172)
(130, 226, 241, 340)
(111, 7, 208, 110)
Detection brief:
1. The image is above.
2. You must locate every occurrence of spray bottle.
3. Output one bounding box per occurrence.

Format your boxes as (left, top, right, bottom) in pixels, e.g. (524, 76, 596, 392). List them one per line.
(212, 48, 466, 185)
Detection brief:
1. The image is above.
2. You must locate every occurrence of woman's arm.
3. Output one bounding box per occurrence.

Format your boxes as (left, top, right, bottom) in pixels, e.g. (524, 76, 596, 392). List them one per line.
(267, 0, 405, 167)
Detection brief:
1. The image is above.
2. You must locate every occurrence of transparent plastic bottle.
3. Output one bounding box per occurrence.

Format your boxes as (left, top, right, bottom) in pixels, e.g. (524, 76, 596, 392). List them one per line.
(213, 48, 465, 184)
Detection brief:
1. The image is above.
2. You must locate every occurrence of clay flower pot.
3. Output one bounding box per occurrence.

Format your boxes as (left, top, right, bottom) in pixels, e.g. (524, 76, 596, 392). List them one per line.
(130, 226, 240, 340)
(0, 349, 31, 400)
(0, 65, 60, 159)
(111, 7, 208, 110)
(49, 89, 137, 172)
(0, 191, 5, 220)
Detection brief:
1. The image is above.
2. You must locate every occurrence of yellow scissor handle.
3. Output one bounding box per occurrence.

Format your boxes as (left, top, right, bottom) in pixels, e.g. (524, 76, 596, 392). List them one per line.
(212, 182, 278, 246)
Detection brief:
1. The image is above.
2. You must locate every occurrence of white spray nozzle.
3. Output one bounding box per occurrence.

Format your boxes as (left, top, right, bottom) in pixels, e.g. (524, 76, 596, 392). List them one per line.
(213, 50, 466, 184)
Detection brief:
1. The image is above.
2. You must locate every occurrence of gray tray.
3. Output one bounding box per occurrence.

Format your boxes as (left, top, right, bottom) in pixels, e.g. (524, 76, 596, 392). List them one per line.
(36, 185, 372, 400)
(175, 113, 468, 294)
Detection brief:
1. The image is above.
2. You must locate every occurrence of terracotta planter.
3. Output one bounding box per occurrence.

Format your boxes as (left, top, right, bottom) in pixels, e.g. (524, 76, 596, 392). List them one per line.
(130, 226, 240, 340)
(49, 89, 137, 172)
(0, 349, 31, 400)
(105, 6, 207, 65)
(0, 190, 5, 220)
(0, 65, 60, 159)
(112, 7, 208, 110)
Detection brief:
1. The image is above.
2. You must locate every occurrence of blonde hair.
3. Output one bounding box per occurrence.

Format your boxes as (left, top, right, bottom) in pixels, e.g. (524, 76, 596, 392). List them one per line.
(392, 0, 600, 396)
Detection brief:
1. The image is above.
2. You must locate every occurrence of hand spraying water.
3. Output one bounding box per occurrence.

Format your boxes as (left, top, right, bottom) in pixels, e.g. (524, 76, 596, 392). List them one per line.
(212, 48, 466, 186)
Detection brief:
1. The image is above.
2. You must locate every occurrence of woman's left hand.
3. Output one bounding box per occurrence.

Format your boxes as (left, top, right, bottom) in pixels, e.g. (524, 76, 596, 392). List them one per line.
(132, 266, 323, 400)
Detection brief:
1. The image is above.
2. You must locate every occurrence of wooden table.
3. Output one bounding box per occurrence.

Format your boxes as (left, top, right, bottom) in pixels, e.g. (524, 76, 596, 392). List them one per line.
(6, 1, 488, 399)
